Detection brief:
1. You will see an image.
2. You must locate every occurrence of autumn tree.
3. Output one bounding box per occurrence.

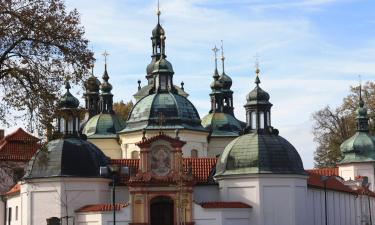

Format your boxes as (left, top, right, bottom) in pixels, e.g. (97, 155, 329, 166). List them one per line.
(0, 0, 94, 135)
(113, 100, 133, 121)
(313, 81, 375, 168)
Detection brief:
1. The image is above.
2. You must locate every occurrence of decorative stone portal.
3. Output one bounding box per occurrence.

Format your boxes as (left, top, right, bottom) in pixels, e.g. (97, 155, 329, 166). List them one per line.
(128, 132, 195, 225)
(150, 196, 174, 225)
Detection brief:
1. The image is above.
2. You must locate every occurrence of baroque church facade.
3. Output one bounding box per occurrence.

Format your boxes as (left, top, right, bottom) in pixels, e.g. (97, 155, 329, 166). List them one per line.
(2, 10, 375, 225)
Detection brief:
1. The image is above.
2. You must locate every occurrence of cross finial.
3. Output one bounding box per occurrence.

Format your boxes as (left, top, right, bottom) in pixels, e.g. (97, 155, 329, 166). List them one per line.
(158, 112, 166, 132)
(102, 50, 109, 65)
(212, 45, 219, 70)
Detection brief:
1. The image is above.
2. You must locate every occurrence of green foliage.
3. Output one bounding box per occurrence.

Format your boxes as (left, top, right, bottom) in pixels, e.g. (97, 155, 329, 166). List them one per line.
(0, 0, 94, 134)
(113, 100, 134, 121)
(313, 81, 375, 168)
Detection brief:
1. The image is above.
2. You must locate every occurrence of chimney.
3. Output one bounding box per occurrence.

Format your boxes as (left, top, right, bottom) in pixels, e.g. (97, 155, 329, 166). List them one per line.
(0, 129, 4, 140)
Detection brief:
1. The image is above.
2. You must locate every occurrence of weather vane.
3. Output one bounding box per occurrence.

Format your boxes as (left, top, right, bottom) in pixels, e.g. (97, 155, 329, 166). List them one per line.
(102, 50, 109, 65)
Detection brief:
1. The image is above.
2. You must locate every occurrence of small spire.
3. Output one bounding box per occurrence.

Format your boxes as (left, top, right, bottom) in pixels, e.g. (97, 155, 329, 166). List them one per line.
(65, 77, 71, 92)
(254, 54, 261, 86)
(220, 40, 226, 74)
(212, 45, 219, 79)
(359, 75, 364, 107)
(102, 50, 110, 82)
(138, 80, 141, 90)
(157, 0, 161, 24)
(181, 81, 185, 90)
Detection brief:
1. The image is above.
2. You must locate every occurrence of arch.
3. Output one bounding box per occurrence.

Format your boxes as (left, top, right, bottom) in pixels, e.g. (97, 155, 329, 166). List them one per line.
(191, 149, 198, 158)
(131, 151, 139, 159)
(150, 196, 174, 225)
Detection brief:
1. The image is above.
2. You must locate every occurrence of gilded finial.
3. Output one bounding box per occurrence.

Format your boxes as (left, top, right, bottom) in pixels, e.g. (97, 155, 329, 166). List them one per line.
(102, 50, 109, 65)
(212, 45, 219, 73)
(157, 0, 161, 24)
(220, 40, 226, 73)
(254, 54, 261, 86)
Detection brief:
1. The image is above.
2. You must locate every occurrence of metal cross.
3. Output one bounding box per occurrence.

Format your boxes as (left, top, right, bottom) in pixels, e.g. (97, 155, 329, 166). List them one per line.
(212, 45, 219, 60)
(158, 112, 165, 128)
(102, 50, 109, 65)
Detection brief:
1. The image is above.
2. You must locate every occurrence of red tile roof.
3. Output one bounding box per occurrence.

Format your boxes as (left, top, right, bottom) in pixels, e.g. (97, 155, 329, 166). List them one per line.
(0, 128, 39, 161)
(3, 183, 20, 196)
(199, 201, 252, 209)
(75, 203, 129, 213)
(306, 167, 339, 177)
(111, 157, 217, 185)
(307, 172, 355, 194)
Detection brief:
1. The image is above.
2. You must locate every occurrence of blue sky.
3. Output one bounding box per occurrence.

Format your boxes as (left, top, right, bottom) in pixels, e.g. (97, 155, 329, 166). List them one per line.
(10, 0, 375, 168)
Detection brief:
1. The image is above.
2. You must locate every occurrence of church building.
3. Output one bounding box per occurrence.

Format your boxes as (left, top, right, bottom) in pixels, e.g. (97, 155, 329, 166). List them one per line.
(2, 8, 375, 225)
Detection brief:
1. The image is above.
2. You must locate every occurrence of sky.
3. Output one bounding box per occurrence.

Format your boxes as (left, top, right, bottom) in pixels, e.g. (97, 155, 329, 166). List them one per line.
(6, 0, 375, 168)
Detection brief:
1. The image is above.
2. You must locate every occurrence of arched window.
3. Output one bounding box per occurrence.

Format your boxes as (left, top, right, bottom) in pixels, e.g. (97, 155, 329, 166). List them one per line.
(131, 151, 139, 159)
(191, 149, 198, 158)
(251, 112, 257, 129)
(259, 111, 264, 129)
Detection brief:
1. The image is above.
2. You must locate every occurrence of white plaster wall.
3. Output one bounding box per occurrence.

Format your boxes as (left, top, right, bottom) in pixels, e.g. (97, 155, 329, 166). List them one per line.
(88, 139, 122, 159)
(216, 174, 307, 225)
(193, 185, 220, 203)
(114, 187, 129, 204)
(207, 137, 236, 157)
(120, 130, 209, 158)
(4, 195, 21, 225)
(339, 163, 375, 191)
(21, 177, 110, 225)
(193, 203, 250, 225)
(75, 205, 131, 225)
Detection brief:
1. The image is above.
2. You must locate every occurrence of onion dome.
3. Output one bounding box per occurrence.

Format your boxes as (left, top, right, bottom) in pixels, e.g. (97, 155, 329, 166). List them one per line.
(100, 64, 113, 93)
(147, 57, 158, 76)
(24, 138, 109, 179)
(215, 131, 306, 176)
(339, 85, 375, 164)
(121, 92, 205, 133)
(85, 75, 101, 93)
(152, 57, 174, 74)
(152, 23, 165, 38)
(59, 80, 80, 108)
(219, 72, 232, 90)
(246, 73, 270, 104)
(82, 113, 126, 138)
(201, 113, 244, 137)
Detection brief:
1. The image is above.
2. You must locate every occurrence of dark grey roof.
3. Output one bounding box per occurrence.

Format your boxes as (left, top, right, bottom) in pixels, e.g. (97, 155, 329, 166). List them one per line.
(121, 92, 206, 133)
(133, 84, 188, 101)
(215, 131, 306, 177)
(24, 138, 109, 179)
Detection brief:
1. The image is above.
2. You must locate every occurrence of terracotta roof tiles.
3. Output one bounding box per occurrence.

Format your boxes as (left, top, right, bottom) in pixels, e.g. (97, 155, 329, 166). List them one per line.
(75, 203, 129, 213)
(3, 183, 20, 196)
(0, 128, 39, 161)
(199, 201, 252, 209)
(306, 167, 339, 177)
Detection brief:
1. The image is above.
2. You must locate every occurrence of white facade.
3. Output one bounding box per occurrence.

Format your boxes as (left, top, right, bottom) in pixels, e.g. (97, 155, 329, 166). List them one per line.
(339, 163, 375, 191)
(216, 174, 308, 225)
(19, 177, 110, 225)
(193, 203, 251, 225)
(75, 206, 132, 225)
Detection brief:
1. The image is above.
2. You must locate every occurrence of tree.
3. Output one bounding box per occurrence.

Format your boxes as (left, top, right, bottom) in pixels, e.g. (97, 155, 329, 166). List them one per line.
(313, 81, 375, 168)
(113, 100, 133, 121)
(0, 0, 94, 135)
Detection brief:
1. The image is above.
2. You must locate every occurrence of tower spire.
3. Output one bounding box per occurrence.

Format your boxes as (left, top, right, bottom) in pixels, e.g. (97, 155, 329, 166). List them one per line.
(254, 54, 261, 86)
(220, 40, 225, 74)
(157, 0, 161, 24)
(212, 45, 219, 79)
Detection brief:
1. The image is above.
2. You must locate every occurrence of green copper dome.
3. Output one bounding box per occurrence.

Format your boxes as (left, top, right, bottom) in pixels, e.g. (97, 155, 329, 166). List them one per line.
(201, 113, 244, 137)
(121, 92, 205, 132)
(339, 91, 375, 164)
(339, 132, 375, 164)
(215, 131, 305, 177)
(219, 72, 232, 90)
(82, 113, 126, 138)
(152, 58, 174, 74)
(85, 75, 101, 93)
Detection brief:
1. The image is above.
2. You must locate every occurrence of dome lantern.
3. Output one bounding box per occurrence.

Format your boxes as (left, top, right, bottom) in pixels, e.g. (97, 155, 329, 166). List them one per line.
(244, 63, 272, 132)
(57, 79, 81, 137)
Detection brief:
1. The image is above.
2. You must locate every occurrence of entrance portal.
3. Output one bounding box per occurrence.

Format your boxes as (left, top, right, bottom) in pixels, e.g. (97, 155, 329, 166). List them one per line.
(150, 196, 174, 225)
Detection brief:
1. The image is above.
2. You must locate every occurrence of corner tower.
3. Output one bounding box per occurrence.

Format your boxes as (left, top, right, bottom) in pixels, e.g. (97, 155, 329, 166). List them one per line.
(214, 65, 307, 225)
(338, 83, 375, 191)
(201, 45, 244, 157)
